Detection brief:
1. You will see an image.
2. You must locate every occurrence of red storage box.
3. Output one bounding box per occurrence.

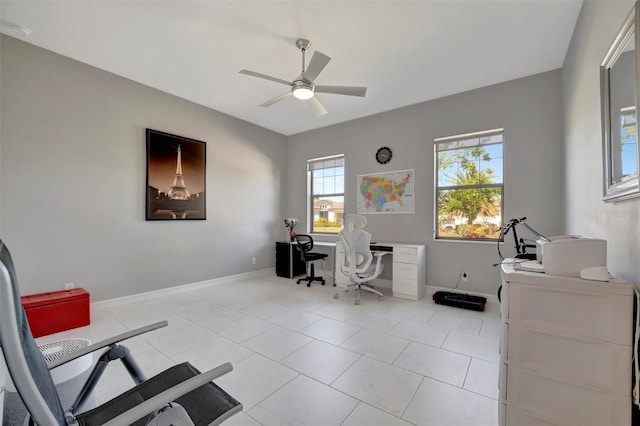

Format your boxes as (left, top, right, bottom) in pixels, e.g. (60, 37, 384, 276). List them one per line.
(20, 288, 90, 338)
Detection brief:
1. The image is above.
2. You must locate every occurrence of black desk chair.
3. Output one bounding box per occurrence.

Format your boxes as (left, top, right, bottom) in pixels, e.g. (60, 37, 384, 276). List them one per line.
(294, 234, 328, 287)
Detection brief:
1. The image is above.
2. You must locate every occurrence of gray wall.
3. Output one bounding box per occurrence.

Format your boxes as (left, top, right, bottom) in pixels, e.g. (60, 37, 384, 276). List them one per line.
(0, 35, 287, 301)
(1, 30, 571, 300)
(287, 70, 565, 294)
(562, 0, 640, 284)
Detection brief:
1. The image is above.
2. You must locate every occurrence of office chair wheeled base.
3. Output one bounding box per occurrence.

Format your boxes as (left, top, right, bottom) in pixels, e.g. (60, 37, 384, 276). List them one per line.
(334, 283, 383, 305)
(296, 262, 325, 287)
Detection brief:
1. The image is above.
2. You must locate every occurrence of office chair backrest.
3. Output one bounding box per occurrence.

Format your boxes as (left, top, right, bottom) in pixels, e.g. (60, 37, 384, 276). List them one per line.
(294, 234, 314, 260)
(0, 240, 67, 425)
(339, 214, 374, 277)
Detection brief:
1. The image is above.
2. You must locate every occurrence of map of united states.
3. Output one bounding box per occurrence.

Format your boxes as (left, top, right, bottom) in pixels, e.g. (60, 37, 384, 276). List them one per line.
(359, 172, 413, 212)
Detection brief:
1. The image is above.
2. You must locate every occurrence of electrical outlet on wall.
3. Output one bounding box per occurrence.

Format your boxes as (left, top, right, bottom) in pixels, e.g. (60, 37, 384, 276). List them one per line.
(64, 282, 75, 290)
(251, 257, 256, 265)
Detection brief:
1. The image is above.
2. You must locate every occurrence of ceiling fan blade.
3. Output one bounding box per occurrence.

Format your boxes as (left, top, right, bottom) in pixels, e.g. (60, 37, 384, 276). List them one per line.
(308, 96, 328, 116)
(259, 91, 292, 107)
(302, 51, 331, 82)
(315, 85, 367, 97)
(239, 69, 291, 86)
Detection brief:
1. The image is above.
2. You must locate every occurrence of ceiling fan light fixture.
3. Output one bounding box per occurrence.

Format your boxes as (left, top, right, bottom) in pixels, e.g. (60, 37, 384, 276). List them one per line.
(293, 86, 314, 100)
(240, 38, 366, 115)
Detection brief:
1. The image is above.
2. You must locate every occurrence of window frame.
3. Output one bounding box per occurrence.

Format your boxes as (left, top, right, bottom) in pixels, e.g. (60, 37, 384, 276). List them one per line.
(307, 154, 345, 235)
(434, 129, 504, 241)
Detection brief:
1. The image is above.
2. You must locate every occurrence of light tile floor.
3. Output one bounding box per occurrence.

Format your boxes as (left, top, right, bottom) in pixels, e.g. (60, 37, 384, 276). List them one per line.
(5, 273, 501, 425)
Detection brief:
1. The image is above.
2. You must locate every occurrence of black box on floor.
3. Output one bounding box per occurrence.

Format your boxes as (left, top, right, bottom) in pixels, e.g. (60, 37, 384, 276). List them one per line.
(433, 291, 486, 311)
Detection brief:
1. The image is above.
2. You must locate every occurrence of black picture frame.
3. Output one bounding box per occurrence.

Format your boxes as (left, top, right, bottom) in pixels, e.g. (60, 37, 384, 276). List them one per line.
(146, 129, 206, 220)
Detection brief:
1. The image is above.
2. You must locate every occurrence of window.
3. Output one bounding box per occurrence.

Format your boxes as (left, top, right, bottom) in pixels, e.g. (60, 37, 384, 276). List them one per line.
(308, 155, 344, 234)
(619, 106, 638, 182)
(435, 129, 503, 240)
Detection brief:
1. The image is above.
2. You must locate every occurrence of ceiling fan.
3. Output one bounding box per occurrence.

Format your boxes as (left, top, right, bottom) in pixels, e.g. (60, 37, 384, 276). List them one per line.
(239, 39, 367, 116)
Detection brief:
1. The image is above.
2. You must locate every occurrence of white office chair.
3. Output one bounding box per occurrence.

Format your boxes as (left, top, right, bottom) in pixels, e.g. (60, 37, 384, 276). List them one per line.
(334, 214, 389, 305)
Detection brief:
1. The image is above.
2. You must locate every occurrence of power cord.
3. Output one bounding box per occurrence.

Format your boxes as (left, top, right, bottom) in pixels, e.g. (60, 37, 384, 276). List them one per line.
(497, 227, 505, 262)
(449, 272, 464, 291)
(491, 259, 530, 267)
(319, 258, 334, 282)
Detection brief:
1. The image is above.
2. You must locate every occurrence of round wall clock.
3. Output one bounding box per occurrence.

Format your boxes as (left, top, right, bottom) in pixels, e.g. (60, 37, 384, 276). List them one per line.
(376, 146, 392, 164)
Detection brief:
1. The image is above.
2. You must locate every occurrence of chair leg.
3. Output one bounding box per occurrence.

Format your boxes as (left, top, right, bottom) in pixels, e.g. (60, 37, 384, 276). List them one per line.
(334, 282, 383, 305)
(71, 344, 146, 412)
(298, 262, 325, 287)
(334, 283, 355, 300)
(359, 283, 384, 301)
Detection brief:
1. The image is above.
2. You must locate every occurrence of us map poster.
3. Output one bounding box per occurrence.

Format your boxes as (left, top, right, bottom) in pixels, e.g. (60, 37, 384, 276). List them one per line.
(357, 169, 414, 214)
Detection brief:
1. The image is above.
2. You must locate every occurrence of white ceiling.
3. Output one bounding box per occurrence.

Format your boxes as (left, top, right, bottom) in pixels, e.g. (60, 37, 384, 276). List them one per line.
(0, 1, 583, 136)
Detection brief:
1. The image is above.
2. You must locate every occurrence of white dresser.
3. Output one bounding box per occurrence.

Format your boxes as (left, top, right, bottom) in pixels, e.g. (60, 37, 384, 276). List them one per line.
(335, 242, 426, 300)
(499, 262, 635, 425)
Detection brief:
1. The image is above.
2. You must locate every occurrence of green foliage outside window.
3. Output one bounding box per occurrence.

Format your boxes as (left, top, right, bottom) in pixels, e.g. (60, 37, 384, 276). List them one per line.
(436, 132, 503, 240)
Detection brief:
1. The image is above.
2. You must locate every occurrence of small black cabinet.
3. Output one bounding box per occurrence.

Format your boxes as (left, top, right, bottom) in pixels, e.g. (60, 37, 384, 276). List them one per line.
(275, 242, 306, 278)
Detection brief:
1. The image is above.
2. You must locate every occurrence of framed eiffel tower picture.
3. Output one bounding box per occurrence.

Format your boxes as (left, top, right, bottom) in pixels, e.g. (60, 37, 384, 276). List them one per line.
(146, 129, 206, 220)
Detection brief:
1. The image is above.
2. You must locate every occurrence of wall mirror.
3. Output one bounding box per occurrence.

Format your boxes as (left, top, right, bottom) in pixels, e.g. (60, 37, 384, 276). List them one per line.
(601, 2, 640, 202)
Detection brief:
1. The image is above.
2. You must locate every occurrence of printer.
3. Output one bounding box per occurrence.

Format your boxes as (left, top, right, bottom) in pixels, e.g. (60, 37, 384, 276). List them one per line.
(536, 235, 607, 278)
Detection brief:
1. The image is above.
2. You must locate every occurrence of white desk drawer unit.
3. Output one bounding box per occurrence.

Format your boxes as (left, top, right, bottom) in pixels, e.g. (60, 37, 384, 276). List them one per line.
(499, 262, 634, 426)
(391, 245, 426, 300)
(334, 242, 426, 300)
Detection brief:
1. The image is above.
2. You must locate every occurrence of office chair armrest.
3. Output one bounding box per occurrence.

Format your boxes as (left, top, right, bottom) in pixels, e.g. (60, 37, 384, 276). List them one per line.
(101, 362, 234, 426)
(372, 251, 389, 275)
(372, 251, 390, 258)
(46, 320, 168, 369)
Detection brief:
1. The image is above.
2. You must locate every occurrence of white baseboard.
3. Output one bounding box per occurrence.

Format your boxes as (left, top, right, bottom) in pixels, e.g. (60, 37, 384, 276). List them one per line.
(93, 268, 275, 308)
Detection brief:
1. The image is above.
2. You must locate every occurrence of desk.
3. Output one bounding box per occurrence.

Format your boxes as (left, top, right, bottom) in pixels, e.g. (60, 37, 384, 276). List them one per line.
(334, 241, 427, 300)
(275, 241, 336, 279)
(275, 240, 427, 301)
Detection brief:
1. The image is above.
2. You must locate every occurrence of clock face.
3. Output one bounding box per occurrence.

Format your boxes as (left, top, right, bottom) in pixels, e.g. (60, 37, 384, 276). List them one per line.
(376, 147, 392, 164)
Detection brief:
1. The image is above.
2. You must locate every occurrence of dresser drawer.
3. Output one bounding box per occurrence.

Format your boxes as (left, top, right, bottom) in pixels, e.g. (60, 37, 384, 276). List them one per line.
(506, 366, 630, 425)
(500, 322, 509, 361)
(509, 283, 632, 344)
(505, 406, 560, 426)
(393, 246, 418, 264)
(499, 363, 508, 403)
(508, 325, 631, 394)
(500, 280, 509, 320)
(393, 262, 417, 279)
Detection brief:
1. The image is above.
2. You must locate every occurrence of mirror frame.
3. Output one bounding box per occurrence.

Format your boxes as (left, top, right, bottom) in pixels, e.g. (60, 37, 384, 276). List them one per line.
(601, 2, 640, 202)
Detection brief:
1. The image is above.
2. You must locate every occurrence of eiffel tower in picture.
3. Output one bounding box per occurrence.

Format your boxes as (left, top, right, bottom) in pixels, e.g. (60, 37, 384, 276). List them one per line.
(167, 145, 191, 200)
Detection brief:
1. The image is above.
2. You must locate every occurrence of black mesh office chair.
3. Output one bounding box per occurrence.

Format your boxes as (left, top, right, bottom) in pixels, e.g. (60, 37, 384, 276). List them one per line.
(294, 234, 328, 287)
(0, 239, 242, 425)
